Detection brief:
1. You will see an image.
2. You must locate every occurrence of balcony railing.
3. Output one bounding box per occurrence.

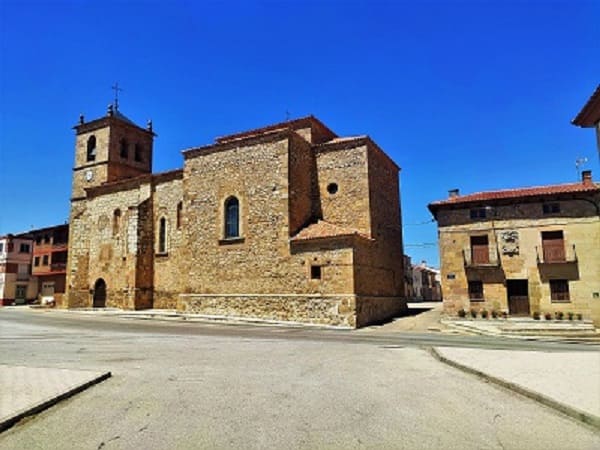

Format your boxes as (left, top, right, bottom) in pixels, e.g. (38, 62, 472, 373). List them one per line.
(536, 244, 577, 264)
(463, 247, 501, 268)
(50, 262, 67, 271)
(16, 273, 31, 281)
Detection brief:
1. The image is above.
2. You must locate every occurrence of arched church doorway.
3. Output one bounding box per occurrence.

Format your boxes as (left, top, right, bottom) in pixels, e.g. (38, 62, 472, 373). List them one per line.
(93, 278, 107, 308)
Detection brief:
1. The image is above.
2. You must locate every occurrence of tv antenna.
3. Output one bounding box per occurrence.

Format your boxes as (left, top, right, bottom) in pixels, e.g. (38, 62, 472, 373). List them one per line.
(575, 157, 588, 179)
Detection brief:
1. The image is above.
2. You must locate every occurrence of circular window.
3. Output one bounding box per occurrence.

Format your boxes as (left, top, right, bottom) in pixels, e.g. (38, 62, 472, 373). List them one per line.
(327, 183, 338, 195)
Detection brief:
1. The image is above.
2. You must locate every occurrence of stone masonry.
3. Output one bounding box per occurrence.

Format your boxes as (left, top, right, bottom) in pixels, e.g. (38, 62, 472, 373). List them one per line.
(428, 177, 600, 326)
(65, 108, 406, 327)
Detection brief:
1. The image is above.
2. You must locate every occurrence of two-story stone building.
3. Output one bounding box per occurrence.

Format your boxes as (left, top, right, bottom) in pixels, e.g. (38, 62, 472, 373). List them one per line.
(428, 171, 600, 324)
(65, 105, 406, 327)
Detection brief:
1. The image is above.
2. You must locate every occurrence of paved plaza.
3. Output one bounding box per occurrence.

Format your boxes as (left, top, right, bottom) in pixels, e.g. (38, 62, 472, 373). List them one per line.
(1, 308, 599, 449)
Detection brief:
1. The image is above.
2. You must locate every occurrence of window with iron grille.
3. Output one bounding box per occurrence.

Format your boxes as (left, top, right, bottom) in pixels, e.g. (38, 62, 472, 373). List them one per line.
(470, 208, 486, 219)
(468, 281, 484, 301)
(542, 203, 560, 214)
(550, 280, 570, 302)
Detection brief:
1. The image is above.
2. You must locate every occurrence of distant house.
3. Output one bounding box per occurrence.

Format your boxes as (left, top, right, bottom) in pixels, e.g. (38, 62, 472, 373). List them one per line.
(411, 261, 442, 301)
(428, 171, 600, 324)
(29, 224, 69, 306)
(0, 234, 36, 305)
(403, 255, 414, 299)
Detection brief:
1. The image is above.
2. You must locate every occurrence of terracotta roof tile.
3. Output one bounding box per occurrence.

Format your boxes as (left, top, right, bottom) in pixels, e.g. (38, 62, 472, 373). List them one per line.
(572, 84, 600, 127)
(215, 116, 336, 144)
(324, 135, 367, 144)
(291, 220, 371, 242)
(429, 181, 600, 208)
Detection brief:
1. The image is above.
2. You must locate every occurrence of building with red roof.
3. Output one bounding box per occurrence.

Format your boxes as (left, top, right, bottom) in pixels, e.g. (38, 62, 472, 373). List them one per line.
(429, 170, 600, 324)
(428, 85, 600, 325)
(572, 84, 600, 157)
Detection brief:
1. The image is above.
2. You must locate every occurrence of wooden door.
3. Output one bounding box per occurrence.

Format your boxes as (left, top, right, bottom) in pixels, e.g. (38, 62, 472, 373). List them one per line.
(542, 231, 565, 262)
(471, 235, 489, 264)
(507, 280, 529, 316)
(93, 279, 106, 308)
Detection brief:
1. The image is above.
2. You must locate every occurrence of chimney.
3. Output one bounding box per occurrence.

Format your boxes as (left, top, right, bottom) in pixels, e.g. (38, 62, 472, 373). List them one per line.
(448, 188, 460, 199)
(582, 170, 592, 185)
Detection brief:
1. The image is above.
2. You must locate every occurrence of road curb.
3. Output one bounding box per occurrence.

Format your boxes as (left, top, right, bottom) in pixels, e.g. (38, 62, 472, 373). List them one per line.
(0, 371, 111, 433)
(429, 347, 600, 430)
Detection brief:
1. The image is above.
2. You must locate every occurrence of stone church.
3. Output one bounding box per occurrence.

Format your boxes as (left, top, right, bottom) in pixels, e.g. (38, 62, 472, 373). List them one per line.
(66, 105, 406, 327)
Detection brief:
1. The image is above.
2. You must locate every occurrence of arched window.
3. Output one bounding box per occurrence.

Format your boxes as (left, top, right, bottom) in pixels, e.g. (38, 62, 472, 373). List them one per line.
(87, 135, 96, 162)
(176, 202, 183, 229)
(158, 217, 167, 253)
(134, 143, 143, 162)
(120, 138, 128, 159)
(224, 197, 239, 238)
(113, 209, 121, 236)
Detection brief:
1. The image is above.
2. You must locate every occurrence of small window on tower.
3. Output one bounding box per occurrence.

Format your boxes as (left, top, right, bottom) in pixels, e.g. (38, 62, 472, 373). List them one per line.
(120, 139, 129, 159)
(87, 135, 97, 162)
(134, 144, 143, 162)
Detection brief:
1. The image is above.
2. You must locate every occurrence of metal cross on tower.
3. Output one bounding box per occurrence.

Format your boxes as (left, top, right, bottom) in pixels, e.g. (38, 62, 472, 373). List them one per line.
(111, 82, 123, 111)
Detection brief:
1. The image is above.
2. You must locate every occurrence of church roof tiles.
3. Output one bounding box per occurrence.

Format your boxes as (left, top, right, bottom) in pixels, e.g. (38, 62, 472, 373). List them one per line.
(291, 220, 371, 242)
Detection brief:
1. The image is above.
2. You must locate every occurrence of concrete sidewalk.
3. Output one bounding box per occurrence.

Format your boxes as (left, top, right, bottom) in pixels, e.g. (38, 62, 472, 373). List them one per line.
(433, 347, 600, 429)
(441, 317, 599, 340)
(0, 365, 110, 432)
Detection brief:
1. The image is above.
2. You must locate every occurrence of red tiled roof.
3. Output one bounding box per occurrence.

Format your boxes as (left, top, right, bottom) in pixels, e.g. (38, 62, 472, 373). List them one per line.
(572, 84, 600, 127)
(215, 116, 336, 144)
(429, 181, 599, 209)
(291, 220, 371, 242)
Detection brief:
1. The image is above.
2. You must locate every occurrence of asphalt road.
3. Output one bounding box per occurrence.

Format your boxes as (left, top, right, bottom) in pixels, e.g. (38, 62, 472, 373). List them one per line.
(1, 309, 599, 449)
(3, 308, 599, 352)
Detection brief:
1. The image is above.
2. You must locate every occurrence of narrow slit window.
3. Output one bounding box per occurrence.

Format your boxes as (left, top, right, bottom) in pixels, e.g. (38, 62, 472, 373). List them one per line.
(113, 209, 121, 236)
(159, 217, 167, 253)
(177, 202, 183, 229)
(224, 197, 240, 238)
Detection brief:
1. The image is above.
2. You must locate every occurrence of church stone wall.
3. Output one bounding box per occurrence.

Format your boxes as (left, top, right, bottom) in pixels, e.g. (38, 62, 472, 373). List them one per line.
(153, 176, 184, 309)
(182, 136, 294, 295)
(288, 132, 316, 236)
(315, 144, 371, 234)
(66, 114, 406, 327)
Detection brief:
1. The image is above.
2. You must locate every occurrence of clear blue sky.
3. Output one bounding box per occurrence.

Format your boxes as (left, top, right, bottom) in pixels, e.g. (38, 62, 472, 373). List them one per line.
(1, 1, 598, 267)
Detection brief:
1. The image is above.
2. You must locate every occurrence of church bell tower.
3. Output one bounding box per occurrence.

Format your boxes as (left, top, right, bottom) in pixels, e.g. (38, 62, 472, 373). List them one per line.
(71, 103, 155, 200)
